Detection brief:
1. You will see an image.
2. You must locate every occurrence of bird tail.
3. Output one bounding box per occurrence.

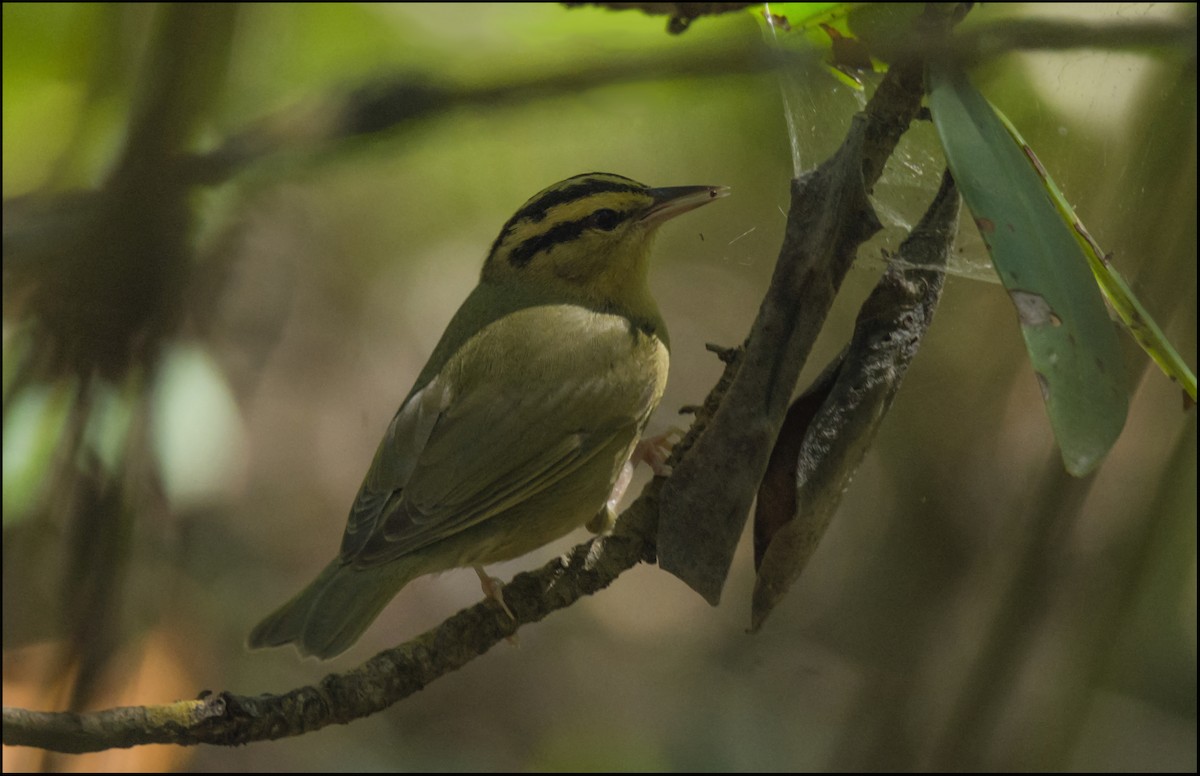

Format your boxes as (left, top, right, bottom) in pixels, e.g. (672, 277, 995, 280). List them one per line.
(247, 559, 414, 660)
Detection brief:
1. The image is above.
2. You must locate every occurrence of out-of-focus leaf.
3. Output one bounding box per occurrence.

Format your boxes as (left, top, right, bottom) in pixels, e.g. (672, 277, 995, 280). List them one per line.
(1, 3, 108, 194)
(82, 378, 137, 477)
(929, 64, 1128, 476)
(989, 103, 1197, 405)
(3, 380, 77, 524)
(151, 344, 246, 509)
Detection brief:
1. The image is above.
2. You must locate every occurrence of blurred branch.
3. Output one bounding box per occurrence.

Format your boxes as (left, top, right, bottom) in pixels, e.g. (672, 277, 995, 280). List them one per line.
(562, 2, 759, 34)
(3, 3, 236, 381)
(882, 13, 1198, 66)
(168, 13, 1197, 188)
(565, 1, 1195, 48)
(932, 450, 1097, 769)
(177, 42, 794, 186)
(114, 3, 237, 179)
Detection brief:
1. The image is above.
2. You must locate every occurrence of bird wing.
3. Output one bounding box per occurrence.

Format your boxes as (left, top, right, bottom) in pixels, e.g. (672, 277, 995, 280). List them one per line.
(338, 378, 447, 557)
(339, 306, 664, 565)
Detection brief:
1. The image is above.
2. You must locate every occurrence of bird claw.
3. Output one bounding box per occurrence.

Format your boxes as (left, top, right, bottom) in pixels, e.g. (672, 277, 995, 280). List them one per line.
(632, 427, 683, 477)
(474, 566, 516, 621)
(600, 428, 683, 520)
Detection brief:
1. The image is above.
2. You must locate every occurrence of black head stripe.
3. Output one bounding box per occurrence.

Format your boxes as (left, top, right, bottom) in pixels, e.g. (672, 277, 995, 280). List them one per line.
(489, 174, 647, 262)
(508, 219, 586, 268)
(507, 209, 636, 268)
(509, 175, 645, 226)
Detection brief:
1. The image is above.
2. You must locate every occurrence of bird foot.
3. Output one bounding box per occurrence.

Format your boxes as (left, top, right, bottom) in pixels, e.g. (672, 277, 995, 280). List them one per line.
(474, 566, 519, 645)
(632, 427, 683, 477)
(597, 428, 683, 526)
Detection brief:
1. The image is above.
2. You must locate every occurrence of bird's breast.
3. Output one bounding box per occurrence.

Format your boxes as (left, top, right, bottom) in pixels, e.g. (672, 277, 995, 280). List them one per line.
(448, 303, 669, 426)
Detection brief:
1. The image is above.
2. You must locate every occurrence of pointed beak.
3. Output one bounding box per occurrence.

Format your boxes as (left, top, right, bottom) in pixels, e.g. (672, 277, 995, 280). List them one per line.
(641, 185, 730, 228)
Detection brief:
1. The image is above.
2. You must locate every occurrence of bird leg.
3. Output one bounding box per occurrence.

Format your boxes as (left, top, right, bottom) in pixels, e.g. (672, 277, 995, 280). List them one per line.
(588, 427, 683, 534)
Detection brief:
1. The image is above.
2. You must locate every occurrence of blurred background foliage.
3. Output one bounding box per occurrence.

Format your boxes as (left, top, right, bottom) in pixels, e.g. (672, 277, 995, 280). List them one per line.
(2, 2, 1195, 771)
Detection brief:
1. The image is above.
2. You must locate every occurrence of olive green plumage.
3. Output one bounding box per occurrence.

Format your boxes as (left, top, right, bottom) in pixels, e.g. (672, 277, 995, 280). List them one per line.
(248, 172, 728, 659)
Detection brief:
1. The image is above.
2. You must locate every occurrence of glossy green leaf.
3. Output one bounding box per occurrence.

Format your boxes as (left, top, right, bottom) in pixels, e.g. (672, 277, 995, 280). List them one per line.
(928, 64, 1128, 476)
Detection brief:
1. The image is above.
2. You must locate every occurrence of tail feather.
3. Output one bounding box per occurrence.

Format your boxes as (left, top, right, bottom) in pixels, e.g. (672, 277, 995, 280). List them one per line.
(247, 559, 413, 660)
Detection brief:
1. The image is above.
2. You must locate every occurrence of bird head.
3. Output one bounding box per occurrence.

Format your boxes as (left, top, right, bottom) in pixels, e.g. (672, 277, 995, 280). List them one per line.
(482, 172, 728, 314)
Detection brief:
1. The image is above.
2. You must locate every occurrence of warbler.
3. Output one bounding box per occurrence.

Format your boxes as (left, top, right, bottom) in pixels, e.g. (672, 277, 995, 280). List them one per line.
(248, 172, 728, 659)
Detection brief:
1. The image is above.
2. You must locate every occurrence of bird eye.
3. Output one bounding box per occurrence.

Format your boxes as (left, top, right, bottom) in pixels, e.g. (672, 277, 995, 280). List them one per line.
(590, 208, 620, 231)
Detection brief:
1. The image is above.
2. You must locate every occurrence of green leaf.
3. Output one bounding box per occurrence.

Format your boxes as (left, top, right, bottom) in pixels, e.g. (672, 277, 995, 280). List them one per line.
(989, 103, 1197, 405)
(929, 64, 1128, 476)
